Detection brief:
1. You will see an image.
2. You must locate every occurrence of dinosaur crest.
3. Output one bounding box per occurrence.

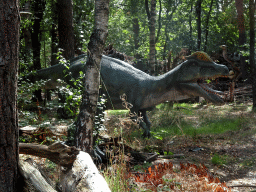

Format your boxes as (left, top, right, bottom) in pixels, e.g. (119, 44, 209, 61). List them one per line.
(185, 51, 213, 62)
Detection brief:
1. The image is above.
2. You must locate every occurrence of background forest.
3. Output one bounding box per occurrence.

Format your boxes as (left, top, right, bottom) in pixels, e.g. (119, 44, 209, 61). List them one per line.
(19, 0, 252, 73)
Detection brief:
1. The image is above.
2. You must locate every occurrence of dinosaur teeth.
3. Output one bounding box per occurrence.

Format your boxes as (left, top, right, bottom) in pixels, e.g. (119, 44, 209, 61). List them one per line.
(198, 82, 225, 97)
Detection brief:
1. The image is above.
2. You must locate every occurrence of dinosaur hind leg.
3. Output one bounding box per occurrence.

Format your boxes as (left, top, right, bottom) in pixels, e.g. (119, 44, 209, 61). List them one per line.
(130, 109, 151, 138)
(139, 110, 151, 138)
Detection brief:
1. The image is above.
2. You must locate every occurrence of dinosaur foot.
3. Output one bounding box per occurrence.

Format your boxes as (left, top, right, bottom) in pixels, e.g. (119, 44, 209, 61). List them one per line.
(142, 131, 151, 138)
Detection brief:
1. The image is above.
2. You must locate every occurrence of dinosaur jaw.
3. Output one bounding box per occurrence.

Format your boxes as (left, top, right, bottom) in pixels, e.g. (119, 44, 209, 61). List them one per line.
(178, 81, 225, 104)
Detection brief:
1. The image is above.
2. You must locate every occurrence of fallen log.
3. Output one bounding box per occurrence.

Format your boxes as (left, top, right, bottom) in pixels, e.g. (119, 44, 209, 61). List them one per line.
(19, 158, 57, 192)
(19, 142, 79, 167)
(19, 142, 111, 191)
(59, 151, 111, 192)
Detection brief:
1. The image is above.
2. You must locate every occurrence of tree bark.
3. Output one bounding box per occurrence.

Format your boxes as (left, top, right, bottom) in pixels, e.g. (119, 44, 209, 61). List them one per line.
(249, 0, 256, 110)
(57, 0, 75, 60)
(145, 0, 156, 73)
(196, 0, 202, 51)
(0, 0, 20, 191)
(75, 0, 109, 153)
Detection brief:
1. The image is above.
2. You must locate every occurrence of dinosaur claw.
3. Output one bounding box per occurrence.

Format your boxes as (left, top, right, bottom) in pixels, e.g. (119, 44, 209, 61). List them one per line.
(142, 131, 151, 138)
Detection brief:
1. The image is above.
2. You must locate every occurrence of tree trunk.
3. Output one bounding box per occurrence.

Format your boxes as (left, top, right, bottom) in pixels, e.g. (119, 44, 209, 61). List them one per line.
(189, 3, 193, 51)
(249, 0, 256, 110)
(131, 0, 140, 59)
(196, 0, 201, 51)
(204, 0, 214, 52)
(163, 2, 177, 65)
(235, 0, 246, 45)
(31, 0, 45, 101)
(0, 0, 20, 191)
(20, 1, 32, 74)
(51, 0, 58, 66)
(155, 0, 162, 44)
(75, 0, 110, 153)
(47, 0, 58, 101)
(57, 0, 75, 60)
(145, 0, 156, 73)
(235, 0, 247, 79)
(133, 17, 140, 59)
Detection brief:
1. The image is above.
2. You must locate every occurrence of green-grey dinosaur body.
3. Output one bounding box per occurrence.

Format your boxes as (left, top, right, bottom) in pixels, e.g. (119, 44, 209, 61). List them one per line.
(27, 52, 229, 137)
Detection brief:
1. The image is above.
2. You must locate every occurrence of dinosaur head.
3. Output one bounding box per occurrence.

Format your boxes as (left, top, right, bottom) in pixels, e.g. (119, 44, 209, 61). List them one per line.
(175, 51, 229, 104)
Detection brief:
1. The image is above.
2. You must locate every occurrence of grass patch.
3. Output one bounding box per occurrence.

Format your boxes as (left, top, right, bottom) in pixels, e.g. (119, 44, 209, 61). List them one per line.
(104, 164, 130, 192)
(192, 118, 244, 135)
(151, 116, 244, 139)
(149, 103, 246, 140)
(239, 157, 256, 168)
(211, 153, 229, 165)
(106, 109, 129, 117)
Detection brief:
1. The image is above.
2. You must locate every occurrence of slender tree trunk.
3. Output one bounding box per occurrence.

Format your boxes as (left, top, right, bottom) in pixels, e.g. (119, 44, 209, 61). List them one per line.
(196, 0, 201, 51)
(51, 0, 58, 66)
(31, 0, 45, 101)
(155, 0, 162, 44)
(204, 0, 214, 52)
(133, 17, 140, 59)
(163, 2, 177, 64)
(249, 0, 256, 110)
(131, 0, 140, 59)
(57, 0, 75, 60)
(0, 0, 20, 191)
(75, 0, 109, 153)
(235, 0, 246, 45)
(163, 9, 170, 62)
(235, 0, 247, 79)
(46, 0, 58, 101)
(145, 0, 156, 73)
(20, 1, 32, 74)
(189, 3, 193, 51)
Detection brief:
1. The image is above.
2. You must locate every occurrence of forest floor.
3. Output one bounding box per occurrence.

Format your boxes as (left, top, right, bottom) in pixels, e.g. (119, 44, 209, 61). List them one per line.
(19, 98, 256, 191)
(102, 101, 256, 191)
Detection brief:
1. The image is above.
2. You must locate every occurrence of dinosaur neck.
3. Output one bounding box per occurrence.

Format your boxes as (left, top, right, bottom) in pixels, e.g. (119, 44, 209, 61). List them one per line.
(140, 65, 185, 109)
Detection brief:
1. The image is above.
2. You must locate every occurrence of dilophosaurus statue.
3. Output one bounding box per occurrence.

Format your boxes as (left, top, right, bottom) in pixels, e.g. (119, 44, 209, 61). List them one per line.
(25, 51, 229, 137)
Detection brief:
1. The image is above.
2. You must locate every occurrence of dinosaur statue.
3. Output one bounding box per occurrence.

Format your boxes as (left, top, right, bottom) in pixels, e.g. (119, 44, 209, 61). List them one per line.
(26, 51, 229, 137)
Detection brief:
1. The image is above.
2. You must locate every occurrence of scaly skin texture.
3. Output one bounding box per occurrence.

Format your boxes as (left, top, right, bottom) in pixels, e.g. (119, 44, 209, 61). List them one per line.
(28, 52, 229, 137)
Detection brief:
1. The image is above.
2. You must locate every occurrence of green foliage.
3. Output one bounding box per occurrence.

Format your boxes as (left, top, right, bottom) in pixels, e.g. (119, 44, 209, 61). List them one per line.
(73, 0, 94, 49)
(94, 94, 107, 142)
